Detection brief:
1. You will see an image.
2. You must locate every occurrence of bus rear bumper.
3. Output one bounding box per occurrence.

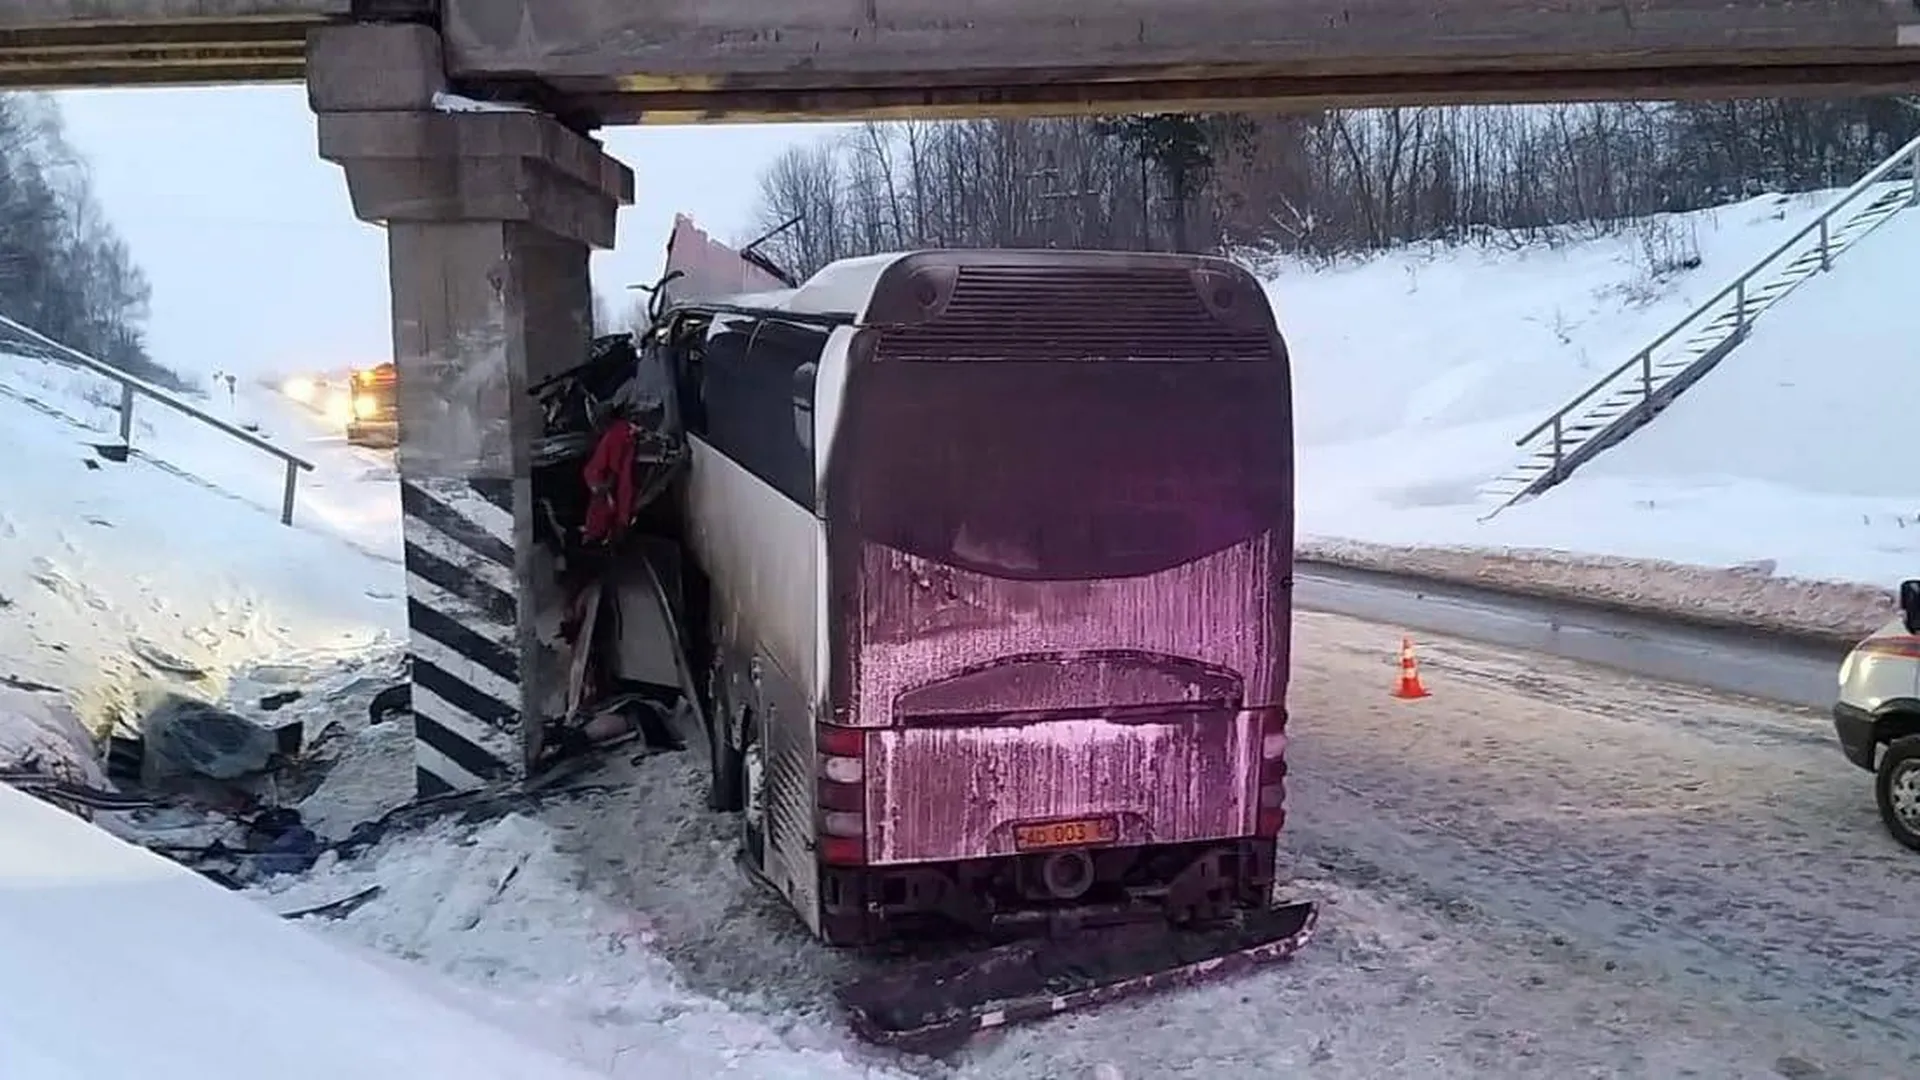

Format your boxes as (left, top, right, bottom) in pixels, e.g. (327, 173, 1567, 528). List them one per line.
(818, 836, 1275, 947)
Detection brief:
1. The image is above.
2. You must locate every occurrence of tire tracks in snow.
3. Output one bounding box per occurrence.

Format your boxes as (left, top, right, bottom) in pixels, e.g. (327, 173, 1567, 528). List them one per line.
(1286, 610, 1920, 1073)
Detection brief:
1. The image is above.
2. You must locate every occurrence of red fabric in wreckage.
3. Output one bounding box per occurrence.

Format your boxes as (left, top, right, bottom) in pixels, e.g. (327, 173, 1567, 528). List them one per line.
(582, 419, 638, 546)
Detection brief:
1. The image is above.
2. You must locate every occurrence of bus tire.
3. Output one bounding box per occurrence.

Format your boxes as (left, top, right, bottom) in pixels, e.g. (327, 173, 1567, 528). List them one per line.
(1875, 735, 1920, 853)
(741, 709, 767, 870)
(706, 668, 745, 813)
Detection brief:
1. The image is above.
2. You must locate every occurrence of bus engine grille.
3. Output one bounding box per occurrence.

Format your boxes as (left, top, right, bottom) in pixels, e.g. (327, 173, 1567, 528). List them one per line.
(877, 265, 1273, 362)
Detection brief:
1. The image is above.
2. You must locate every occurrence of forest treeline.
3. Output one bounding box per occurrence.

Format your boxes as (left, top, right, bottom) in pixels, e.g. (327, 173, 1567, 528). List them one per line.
(745, 98, 1920, 280)
(0, 93, 173, 390)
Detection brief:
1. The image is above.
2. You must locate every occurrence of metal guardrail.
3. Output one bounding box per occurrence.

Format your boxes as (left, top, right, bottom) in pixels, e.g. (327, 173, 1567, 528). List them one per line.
(0, 311, 315, 526)
(1515, 131, 1920, 453)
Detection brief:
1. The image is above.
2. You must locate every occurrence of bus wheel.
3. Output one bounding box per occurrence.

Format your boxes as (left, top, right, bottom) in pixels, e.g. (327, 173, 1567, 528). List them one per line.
(741, 712, 766, 870)
(706, 669, 745, 813)
(1875, 735, 1920, 853)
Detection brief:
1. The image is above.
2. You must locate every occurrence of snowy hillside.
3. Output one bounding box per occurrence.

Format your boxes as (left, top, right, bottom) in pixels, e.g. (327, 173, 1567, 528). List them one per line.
(1277, 188, 1920, 589)
(0, 348, 404, 730)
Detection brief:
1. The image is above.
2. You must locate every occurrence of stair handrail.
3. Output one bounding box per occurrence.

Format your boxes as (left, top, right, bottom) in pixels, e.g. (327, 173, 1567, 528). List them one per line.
(0, 310, 315, 526)
(1516, 129, 1920, 448)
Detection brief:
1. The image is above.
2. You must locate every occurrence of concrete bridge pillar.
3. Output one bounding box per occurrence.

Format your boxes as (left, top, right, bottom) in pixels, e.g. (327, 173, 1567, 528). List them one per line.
(307, 23, 634, 796)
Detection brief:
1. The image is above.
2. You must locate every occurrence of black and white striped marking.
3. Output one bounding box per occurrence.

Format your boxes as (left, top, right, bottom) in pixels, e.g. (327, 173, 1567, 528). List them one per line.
(400, 475, 523, 797)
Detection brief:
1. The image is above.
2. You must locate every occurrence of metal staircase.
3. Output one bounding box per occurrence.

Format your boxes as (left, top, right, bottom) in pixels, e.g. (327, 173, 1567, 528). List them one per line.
(1482, 133, 1920, 518)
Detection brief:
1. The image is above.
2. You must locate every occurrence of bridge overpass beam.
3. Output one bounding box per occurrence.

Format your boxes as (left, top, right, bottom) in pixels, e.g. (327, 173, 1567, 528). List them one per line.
(310, 23, 634, 797)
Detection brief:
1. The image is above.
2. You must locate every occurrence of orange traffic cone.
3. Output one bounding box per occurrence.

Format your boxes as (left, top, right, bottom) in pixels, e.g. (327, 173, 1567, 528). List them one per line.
(1392, 636, 1430, 700)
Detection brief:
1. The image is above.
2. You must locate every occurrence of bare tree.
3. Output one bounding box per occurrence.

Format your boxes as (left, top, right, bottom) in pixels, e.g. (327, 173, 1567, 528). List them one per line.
(745, 97, 1920, 278)
(0, 93, 171, 389)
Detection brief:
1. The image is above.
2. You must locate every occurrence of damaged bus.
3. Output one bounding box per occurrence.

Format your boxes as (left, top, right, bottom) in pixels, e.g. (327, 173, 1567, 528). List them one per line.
(635, 237, 1313, 1047)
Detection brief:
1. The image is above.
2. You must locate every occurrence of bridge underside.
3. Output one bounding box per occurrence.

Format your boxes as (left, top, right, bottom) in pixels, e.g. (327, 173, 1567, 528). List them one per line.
(535, 60, 1920, 125)
(2, 1, 1919, 115)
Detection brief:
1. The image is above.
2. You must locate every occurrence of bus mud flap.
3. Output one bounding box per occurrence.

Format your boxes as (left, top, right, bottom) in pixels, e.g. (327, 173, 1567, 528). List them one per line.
(835, 900, 1317, 1053)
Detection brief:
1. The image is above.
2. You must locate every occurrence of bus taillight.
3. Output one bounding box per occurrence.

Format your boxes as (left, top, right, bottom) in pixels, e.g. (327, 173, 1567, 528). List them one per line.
(1256, 710, 1288, 837)
(817, 723, 868, 865)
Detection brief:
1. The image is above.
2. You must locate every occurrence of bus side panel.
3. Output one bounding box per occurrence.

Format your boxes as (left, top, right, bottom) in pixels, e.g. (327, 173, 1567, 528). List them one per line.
(681, 435, 822, 923)
(757, 647, 819, 921)
(682, 437, 820, 699)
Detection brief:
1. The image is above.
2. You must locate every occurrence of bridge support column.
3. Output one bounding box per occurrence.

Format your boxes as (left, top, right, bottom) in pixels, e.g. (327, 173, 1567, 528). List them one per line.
(309, 24, 634, 796)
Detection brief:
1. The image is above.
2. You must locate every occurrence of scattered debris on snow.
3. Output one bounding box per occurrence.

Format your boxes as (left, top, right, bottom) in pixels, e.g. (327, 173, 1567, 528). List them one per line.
(255, 811, 915, 1079)
(0, 685, 108, 791)
(297, 719, 415, 839)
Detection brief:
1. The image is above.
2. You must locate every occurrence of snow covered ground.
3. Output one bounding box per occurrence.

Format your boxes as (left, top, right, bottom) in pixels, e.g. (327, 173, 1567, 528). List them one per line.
(1278, 187, 1920, 608)
(230, 610, 1920, 1079)
(21, 585, 1910, 1078)
(0, 780, 622, 1080)
(0, 348, 403, 730)
(1278, 612, 1919, 1077)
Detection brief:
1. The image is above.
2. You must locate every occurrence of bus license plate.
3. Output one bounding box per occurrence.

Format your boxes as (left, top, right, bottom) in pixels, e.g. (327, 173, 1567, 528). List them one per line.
(1013, 817, 1118, 851)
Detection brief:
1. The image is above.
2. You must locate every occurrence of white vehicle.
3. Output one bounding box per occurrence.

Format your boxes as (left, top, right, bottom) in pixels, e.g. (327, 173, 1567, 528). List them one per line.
(1832, 579, 1920, 851)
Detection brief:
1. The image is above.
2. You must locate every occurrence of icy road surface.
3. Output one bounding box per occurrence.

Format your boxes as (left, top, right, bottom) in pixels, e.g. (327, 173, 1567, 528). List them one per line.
(274, 610, 1906, 1080)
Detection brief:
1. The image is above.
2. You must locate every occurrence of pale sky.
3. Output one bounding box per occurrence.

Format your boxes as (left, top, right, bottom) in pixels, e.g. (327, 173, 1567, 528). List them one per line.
(51, 85, 849, 381)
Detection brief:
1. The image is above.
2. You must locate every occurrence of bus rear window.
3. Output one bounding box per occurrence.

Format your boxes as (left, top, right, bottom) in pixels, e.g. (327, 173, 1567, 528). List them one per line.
(834, 356, 1290, 582)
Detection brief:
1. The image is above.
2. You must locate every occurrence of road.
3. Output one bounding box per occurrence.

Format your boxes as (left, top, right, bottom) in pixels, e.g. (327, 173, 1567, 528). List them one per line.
(510, 579, 1920, 1079)
(1296, 561, 1849, 710)
(1275, 611, 1915, 1076)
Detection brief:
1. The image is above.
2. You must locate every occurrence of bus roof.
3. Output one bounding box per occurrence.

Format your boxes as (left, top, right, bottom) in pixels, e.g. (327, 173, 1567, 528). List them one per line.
(698, 248, 1267, 326)
(701, 252, 910, 319)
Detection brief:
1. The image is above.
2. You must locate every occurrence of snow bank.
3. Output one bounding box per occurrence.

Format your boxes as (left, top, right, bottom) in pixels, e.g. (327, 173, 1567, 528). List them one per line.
(0, 348, 402, 731)
(1301, 537, 1893, 644)
(1281, 188, 1920, 609)
(0, 781, 607, 1080)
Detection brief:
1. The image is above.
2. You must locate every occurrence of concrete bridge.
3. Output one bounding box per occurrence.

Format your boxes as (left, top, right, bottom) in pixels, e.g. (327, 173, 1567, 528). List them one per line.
(3, 0, 1919, 795)
(6, 1, 1920, 115)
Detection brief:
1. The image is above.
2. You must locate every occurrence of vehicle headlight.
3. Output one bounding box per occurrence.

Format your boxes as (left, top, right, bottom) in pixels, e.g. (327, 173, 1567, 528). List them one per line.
(352, 394, 380, 420)
(324, 393, 353, 425)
